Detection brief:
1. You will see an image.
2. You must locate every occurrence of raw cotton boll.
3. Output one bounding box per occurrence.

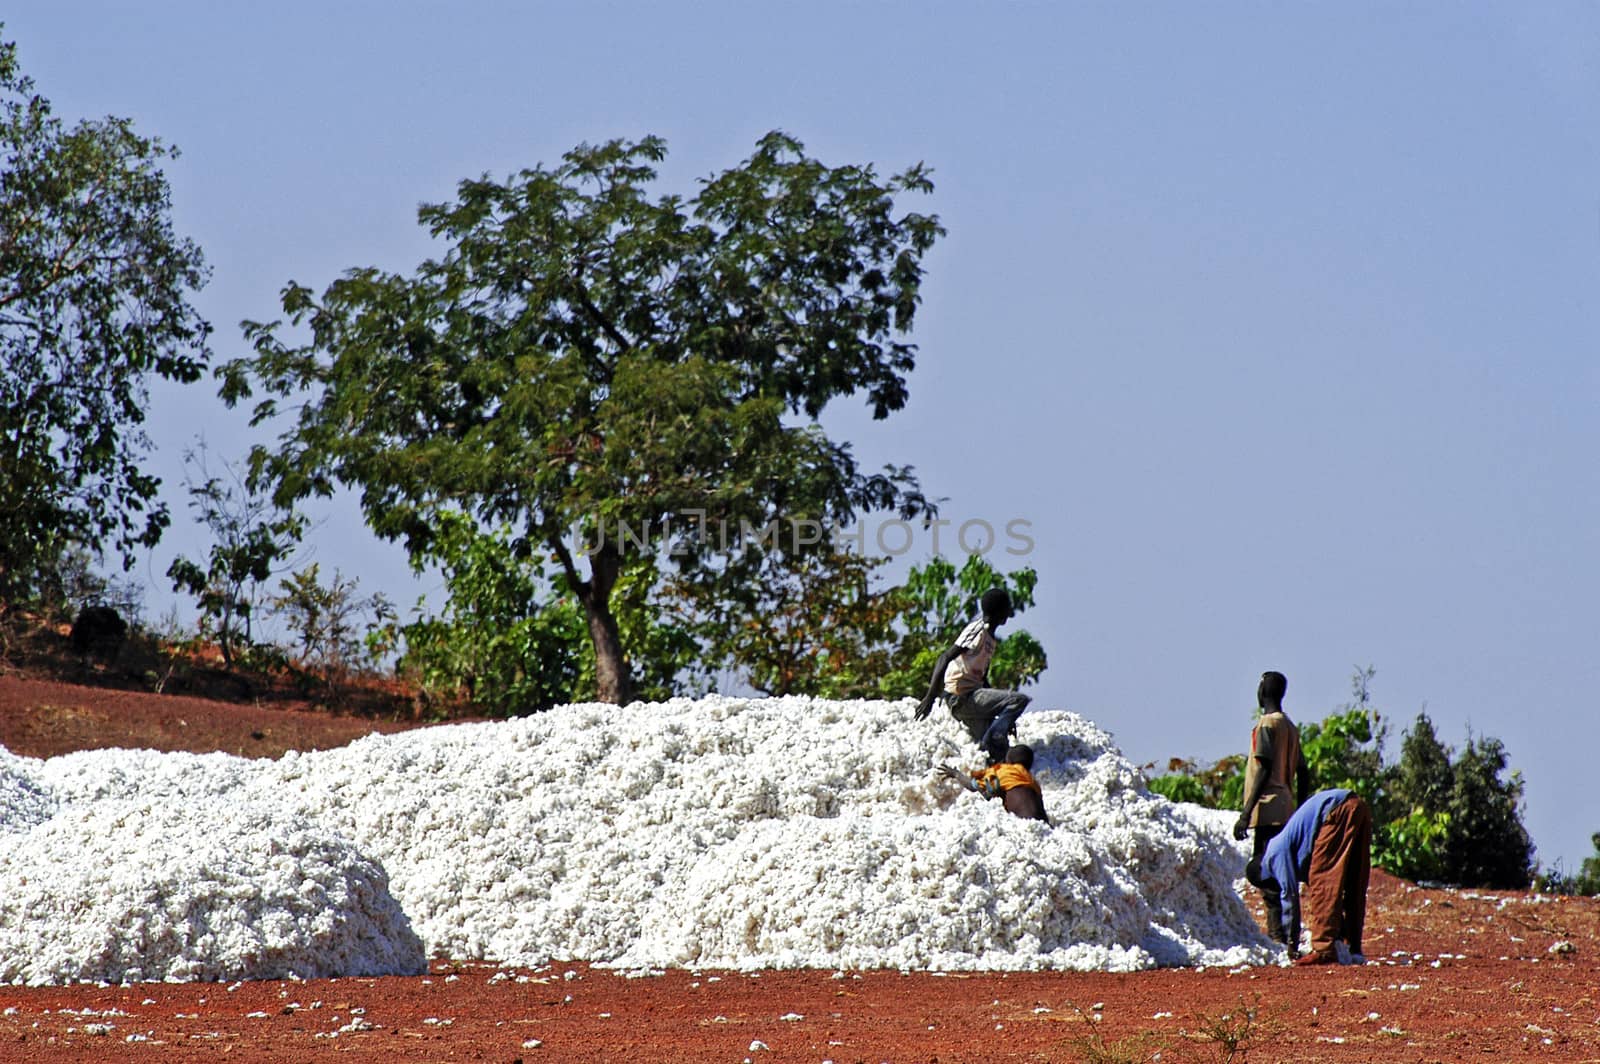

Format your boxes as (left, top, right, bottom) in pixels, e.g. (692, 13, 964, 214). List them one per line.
(0, 747, 55, 832)
(3, 695, 1276, 983)
(39, 746, 249, 806)
(624, 807, 1158, 972)
(0, 799, 423, 986)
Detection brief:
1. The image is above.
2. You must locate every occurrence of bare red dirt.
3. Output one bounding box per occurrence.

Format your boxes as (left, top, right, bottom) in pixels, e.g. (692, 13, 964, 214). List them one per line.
(2, 665, 1598, 1063)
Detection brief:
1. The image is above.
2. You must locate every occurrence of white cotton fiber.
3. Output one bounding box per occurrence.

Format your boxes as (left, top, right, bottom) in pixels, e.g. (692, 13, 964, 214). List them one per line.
(0, 695, 1274, 984)
(0, 797, 422, 985)
(0, 746, 55, 832)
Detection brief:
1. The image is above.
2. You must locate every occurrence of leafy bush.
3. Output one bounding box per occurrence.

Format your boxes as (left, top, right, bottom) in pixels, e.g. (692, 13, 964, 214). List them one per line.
(1145, 772, 1207, 806)
(394, 514, 586, 716)
(1147, 754, 1246, 809)
(270, 564, 396, 693)
(166, 445, 303, 667)
(1375, 807, 1450, 884)
(1442, 734, 1532, 888)
(1537, 833, 1600, 896)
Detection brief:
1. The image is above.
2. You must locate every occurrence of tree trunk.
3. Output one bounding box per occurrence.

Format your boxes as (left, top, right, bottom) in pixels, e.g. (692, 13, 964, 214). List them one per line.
(553, 538, 636, 705)
(585, 594, 634, 705)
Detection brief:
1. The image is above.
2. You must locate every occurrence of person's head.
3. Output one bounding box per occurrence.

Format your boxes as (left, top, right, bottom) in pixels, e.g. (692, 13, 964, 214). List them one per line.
(980, 588, 1014, 628)
(1257, 670, 1287, 710)
(1244, 857, 1278, 892)
(1004, 744, 1034, 769)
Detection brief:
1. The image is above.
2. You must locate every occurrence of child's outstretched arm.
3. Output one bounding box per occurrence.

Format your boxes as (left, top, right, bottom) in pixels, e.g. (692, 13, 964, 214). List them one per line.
(935, 764, 979, 791)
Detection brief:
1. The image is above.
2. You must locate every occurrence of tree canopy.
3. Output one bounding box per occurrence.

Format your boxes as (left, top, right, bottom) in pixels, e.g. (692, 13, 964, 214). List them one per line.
(671, 551, 1047, 701)
(0, 28, 211, 606)
(221, 132, 942, 704)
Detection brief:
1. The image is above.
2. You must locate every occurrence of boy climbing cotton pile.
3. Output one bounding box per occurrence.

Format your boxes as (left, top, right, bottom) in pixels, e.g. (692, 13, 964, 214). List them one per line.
(914, 588, 1031, 763)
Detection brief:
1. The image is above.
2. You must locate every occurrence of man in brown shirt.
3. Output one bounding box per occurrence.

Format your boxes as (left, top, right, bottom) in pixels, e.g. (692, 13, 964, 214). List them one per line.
(1232, 670, 1312, 952)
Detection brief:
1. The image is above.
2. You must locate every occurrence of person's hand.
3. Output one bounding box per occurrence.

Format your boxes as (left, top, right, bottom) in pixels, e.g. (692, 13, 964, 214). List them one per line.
(914, 698, 933, 721)
(1232, 815, 1250, 842)
(935, 764, 964, 784)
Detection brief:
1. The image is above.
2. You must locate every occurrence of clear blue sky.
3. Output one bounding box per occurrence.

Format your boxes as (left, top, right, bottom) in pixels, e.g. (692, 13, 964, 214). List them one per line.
(6, 3, 1597, 870)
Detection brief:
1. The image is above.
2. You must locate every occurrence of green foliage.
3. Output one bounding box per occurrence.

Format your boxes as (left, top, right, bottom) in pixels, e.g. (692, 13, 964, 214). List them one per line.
(576, 560, 705, 704)
(678, 549, 1047, 700)
(1296, 665, 1388, 807)
(1570, 835, 1600, 895)
(1375, 807, 1449, 884)
(672, 548, 903, 698)
(395, 513, 585, 716)
(394, 513, 701, 716)
(270, 563, 395, 678)
(879, 554, 1047, 697)
(1442, 734, 1533, 889)
(1394, 712, 1453, 814)
(219, 132, 941, 704)
(1148, 754, 1246, 809)
(1299, 708, 1387, 805)
(166, 445, 303, 666)
(0, 28, 211, 605)
(1377, 712, 1455, 881)
(1381, 714, 1532, 887)
(1146, 771, 1207, 806)
(1573, 842, 1600, 893)
(1537, 833, 1600, 896)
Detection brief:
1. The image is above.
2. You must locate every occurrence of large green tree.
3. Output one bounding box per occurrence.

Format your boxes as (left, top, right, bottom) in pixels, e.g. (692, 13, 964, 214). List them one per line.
(0, 29, 211, 605)
(221, 132, 941, 704)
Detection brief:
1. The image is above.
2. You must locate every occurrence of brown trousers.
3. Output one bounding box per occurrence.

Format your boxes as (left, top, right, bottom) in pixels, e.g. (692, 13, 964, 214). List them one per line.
(1303, 795, 1372, 954)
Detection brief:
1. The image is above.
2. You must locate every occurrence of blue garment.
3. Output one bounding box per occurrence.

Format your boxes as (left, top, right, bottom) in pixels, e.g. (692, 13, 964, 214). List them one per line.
(1260, 788, 1354, 926)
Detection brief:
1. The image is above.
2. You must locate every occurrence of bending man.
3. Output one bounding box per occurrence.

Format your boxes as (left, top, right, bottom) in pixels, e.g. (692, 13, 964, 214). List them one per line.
(1247, 787, 1373, 966)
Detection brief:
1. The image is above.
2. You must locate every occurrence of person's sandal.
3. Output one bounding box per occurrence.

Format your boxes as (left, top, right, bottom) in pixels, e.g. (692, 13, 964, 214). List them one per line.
(1292, 949, 1338, 966)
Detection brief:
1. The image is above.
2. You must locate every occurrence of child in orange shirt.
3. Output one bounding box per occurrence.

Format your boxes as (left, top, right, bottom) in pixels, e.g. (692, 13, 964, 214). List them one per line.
(937, 744, 1048, 822)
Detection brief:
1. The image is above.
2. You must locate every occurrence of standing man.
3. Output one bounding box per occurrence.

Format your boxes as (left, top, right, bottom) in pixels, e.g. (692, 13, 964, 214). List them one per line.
(1247, 787, 1373, 966)
(1232, 670, 1312, 951)
(913, 588, 1031, 764)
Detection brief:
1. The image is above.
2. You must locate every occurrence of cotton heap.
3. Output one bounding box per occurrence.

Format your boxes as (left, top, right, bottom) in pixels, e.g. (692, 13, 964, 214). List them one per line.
(0, 696, 1273, 985)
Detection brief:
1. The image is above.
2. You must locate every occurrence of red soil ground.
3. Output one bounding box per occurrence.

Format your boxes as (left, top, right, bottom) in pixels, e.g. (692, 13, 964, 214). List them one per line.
(1, 663, 1598, 1063)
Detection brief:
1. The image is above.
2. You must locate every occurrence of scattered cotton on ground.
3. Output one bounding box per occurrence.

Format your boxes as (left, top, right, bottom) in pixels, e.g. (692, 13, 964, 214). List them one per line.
(0, 696, 1275, 984)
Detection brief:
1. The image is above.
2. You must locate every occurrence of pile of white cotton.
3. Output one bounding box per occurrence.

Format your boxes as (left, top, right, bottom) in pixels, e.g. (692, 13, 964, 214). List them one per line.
(0, 696, 1275, 985)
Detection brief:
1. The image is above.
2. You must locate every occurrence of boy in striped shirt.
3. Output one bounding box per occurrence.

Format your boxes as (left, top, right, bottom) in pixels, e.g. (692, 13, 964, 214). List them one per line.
(914, 588, 1032, 764)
